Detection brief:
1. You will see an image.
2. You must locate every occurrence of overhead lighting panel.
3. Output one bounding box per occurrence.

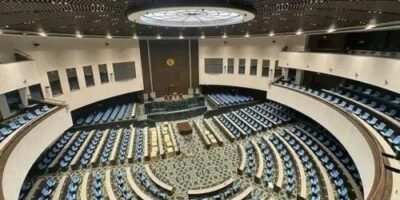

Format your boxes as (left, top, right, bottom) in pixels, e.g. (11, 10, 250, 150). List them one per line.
(127, 6, 255, 27)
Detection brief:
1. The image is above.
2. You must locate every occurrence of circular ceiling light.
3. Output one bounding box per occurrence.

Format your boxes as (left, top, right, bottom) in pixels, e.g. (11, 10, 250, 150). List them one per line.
(127, 6, 255, 27)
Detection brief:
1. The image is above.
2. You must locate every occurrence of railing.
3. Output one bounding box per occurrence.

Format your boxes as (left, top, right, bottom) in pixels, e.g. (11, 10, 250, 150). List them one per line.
(270, 84, 391, 200)
(0, 100, 69, 200)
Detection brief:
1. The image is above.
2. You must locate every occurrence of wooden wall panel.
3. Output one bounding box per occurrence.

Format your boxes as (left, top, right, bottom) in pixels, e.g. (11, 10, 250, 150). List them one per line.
(140, 39, 199, 97)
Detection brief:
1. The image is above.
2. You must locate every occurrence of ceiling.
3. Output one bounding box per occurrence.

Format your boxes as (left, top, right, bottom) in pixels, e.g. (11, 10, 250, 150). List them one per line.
(1, 0, 400, 38)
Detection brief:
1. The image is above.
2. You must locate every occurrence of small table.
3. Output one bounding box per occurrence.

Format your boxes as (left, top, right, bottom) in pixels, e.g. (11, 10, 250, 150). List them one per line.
(177, 122, 192, 135)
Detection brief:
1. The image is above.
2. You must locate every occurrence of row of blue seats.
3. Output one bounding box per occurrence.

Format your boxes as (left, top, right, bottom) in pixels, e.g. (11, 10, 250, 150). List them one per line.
(331, 87, 400, 122)
(269, 135, 297, 194)
(66, 175, 81, 200)
(209, 93, 253, 106)
(233, 110, 264, 131)
(288, 127, 354, 200)
(258, 103, 292, 122)
(38, 178, 57, 200)
(226, 113, 254, 135)
(76, 103, 135, 126)
(252, 106, 283, 125)
(135, 129, 145, 162)
(344, 84, 400, 105)
(217, 115, 244, 139)
(136, 168, 168, 199)
(114, 170, 137, 199)
(19, 181, 32, 200)
(255, 139, 275, 184)
(278, 130, 323, 200)
(91, 172, 105, 200)
(118, 129, 131, 162)
(99, 130, 118, 164)
(242, 107, 274, 128)
(244, 143, 257, 177)
(80, 130, 103, 166)
(297, 123, 361, 184)
(263, 101, 292, 113)
(190, 181, 242, 200)
(60, 131, 89, 168)
(0, 105, 50, 142)
(278, 81, 400, 157)
(37, 131, 75, 170)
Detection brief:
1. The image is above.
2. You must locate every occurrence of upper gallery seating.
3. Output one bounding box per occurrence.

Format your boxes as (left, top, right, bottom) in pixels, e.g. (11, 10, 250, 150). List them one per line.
(0, 105, 52, 143)
(207, 93, 254, 107)
(276, 81, 400, 156)
(75, 102, 136, 126)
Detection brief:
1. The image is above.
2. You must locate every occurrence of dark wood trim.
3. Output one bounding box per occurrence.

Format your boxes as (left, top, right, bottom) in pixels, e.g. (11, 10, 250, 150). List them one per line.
(0, 104, 67, 200)
(272, 84, 391, 200)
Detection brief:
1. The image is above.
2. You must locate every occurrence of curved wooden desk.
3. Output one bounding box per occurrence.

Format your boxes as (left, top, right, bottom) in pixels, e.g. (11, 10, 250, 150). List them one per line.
(262, 135, 284, 191)
(125, 167, 153, 200)
(144, 164, 174, 193)
(251, 140, 264, 183)
(274, 131, 307, 200)
(237, 144, 247, 175)
(187, 178, 235, 197)
(105, 169, 118, 200)
(284, 128, 335, 200)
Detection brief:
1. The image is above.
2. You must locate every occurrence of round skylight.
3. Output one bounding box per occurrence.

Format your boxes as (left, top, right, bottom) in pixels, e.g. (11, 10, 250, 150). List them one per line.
(127, 6, 255, 27)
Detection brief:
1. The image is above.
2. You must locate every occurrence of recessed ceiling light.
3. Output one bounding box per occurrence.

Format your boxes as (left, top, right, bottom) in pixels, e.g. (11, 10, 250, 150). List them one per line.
(38, 31, 47, 37)
(365, 24, 376, 30)
(296, 29, 303, 35)
(156, 34, 161, 39)
(127, 6, 255, 28)
(222, 33, 227, 38)
(269, 31, 274, 37)
(327, 26, 335, 33)
(75, 32, 83, 38)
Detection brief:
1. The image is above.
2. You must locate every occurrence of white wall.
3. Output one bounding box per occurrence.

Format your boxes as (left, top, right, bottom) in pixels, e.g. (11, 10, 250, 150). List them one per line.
(199, 36, 306, 91)
(2, 107, 72, 200)
(0, 35, 144, 110)
(268, 84, 376, 197)
(279, 52, 400, 93)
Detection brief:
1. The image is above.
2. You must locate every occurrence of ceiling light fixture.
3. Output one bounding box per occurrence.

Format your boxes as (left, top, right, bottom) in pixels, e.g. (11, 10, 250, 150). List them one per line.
(38, 31, 47, 37)
(327, 26, 336, 33)
(156, 34, 161, 39)
(76, 31, 83, 38)
(365, 23, 376, 30)
(222, 33, 227, 38)
(200, 33, 205, 39)
(269, 32, 274, 37)
(133, 34, 138, 39)
(127, 6, 255, 27)
(244, 32, 250, 38)
(296, 29, 303, 35)
(179, 33, 184, 39)
(106, 34, 112, 39)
